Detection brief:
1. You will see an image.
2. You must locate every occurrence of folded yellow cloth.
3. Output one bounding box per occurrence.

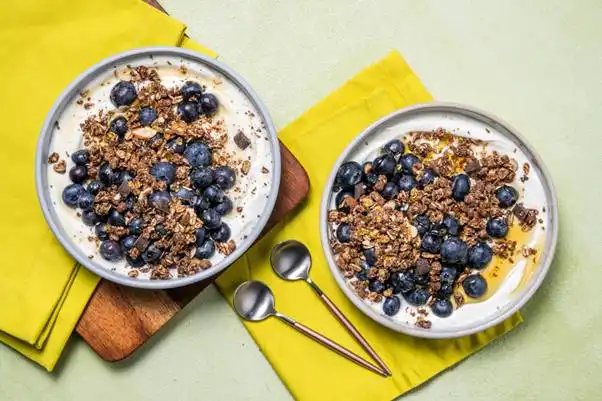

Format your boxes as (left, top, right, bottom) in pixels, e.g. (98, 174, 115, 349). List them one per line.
(216, 51, 523, 400)
(0, 0, 195, 371)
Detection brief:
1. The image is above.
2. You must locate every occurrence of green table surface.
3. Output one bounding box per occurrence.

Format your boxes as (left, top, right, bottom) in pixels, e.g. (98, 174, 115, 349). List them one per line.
(2, 1, 601, 400)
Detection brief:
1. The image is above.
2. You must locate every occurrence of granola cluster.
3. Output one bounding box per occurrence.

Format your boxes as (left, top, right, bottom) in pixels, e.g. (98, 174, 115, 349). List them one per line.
(328, 128, 540, 324)
(56, 66, 242, 279)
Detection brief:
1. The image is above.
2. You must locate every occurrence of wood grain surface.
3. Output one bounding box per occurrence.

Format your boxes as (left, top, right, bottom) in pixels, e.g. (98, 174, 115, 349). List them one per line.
(74, 0, 309, 361)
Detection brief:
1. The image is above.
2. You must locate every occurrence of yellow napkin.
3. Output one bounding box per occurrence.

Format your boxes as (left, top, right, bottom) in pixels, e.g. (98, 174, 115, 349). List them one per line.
(216, 51, 523, 400)
(0, 0, 204, 371)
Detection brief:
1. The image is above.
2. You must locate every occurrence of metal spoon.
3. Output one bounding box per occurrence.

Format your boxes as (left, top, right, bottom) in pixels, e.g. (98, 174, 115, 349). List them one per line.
(271, 240, 392, 376)
(233, 280, 387, 377)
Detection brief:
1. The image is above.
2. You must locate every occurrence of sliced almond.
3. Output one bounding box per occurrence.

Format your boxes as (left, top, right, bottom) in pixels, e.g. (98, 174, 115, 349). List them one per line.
(132, 126, 157, 139)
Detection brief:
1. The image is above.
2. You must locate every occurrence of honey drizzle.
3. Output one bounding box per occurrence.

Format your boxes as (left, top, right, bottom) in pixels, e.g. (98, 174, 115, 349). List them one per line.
(462, 222, 542, 304)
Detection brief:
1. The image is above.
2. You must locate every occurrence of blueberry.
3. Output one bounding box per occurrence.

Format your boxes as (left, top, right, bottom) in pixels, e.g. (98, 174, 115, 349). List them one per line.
(100, 240, 123, 261)
(486, 217, 509, 238)
(139, 107, 157, 126)
(95, 223, 110, 240)
(81, 210, 99, 226)
(62, 183, 84, 208)
(178, 102, 199, 123)
(193, 196, 211, 215)
(440, 237, 469, 265)
(184, 142, 212, 168)
(211, 223, 231, 243)
(368, 279, 386, 294)
(121, 235, 137, 253)
(468, 241, 493, 269)
(364, 248, 377, 266)
(355, 261, 369, 281)
(166, 137, 186, 154)
(334, 189, 354, 213)
(202, 208, 221, 230)
(383, 296, 401, 316)
(110, 117, 128, 136)
(195, 227, 207, 246)
(463, 274, 488, 298)
(452, 174, 471, 201)
(203, 185, 225, 204)
(399, 153, 420, 174)
(128, 218, 144, 235)
(413, 215, 431, 236)
(397, 174, 417, 192)
(107, 209, 126, 227)
(126, 255, 146, 268)
(115, 171, 134, 186)
(381, 182, 400, 200)
(421, 232, 442, 253)
(431, 298, 453, 318)
(151, 162, 176, 184)
(115, 169, 131, 184)
(363, 171, 379, 187)
(495, 185, 519, 208)
(214, 166, 236, 190)
(77, 191, 94, 211)
(174, 187, 196, 205)
(336, 223, 352, 243)
(110, 81, 137, 107)
(115, 170, 133, 188)
(195, 239, 216, 259)
(155, 224, 168, 237)
(335, 161, 362, 189)
(71, 150, 89, 166)
(438, 282, 453, 299)
(440, 266, 457, 286)
(181, 81, 203, 101)
(419, 168, 438, 188)
(404, 288, 429, 306)
(98, 163, 118, 186)
(69, 165, 88, 183)
(442, 214, 460, 236)
(373, 154, 396, 177)
(149, 191, 172, 211)
(215, 196, 233, 216)
(389, 271, 415, 294)
(87, 180, 104, 195)
(199, 93, 219, 115)
(147, 133, 164, 148)
(383, 139, 405, 156)
(142, 243, 162, 264)
(189, 166, 214, 189)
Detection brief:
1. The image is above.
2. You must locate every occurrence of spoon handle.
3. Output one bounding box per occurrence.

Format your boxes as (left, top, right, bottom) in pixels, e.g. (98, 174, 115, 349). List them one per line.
(306, 279, 392, 376)
(274, 313, 387, 377)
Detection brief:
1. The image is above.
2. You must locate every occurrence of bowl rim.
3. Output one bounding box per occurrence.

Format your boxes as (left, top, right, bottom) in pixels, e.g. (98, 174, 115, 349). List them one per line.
(35, 46, 281, 290)
(319, 102, 558, 338)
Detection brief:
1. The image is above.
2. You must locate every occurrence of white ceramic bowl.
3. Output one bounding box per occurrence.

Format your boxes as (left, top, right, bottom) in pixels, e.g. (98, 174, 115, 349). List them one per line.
(36, 47, 281, 289)
(320, 103, 558, 338)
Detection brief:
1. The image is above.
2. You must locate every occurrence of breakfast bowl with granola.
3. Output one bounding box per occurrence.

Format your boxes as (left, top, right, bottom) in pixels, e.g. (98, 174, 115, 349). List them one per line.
(36, 48, 280, 289)
(320, 103, 557, 338)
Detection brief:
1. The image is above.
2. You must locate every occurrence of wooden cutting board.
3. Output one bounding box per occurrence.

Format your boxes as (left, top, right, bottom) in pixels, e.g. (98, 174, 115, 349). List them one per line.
(75, 0, 310, 361)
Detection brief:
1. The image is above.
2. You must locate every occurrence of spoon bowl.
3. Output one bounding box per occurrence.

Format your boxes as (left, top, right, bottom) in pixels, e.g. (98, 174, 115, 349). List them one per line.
(270, 240, 312, 281)
(270, 240, 392, 376)
(232, 279, 388, 377)
(233, 281, 276, 321)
